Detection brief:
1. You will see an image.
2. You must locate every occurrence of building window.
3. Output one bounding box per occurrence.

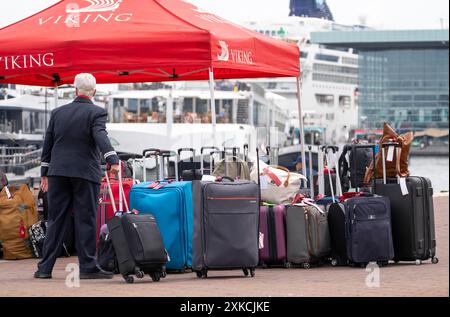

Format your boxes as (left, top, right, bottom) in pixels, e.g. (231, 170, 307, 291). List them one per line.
(339, 96, 351, 108)
(326, 113, 335, 121)
(316, 94, 334, 106)
(300, 51, 308, 59)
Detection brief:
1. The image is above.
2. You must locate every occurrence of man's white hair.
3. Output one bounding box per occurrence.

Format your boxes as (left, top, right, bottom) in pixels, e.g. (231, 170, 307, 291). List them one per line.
(74, 73, 96, 97)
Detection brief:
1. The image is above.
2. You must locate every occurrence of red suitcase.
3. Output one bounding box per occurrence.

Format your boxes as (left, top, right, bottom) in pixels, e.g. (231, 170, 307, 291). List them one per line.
(97, 177, 133, 241)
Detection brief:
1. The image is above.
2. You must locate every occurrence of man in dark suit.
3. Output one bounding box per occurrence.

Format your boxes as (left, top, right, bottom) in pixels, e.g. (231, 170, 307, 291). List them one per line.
(35, 73, 120, 279)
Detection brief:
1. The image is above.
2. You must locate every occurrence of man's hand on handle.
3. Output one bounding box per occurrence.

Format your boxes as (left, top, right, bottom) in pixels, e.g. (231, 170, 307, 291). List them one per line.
(109, 164, 121, 175)
(41, 176, 48, 193)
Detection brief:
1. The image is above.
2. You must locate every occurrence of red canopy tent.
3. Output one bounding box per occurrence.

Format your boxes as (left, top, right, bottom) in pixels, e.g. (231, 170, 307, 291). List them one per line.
(0, 0, 307, 179)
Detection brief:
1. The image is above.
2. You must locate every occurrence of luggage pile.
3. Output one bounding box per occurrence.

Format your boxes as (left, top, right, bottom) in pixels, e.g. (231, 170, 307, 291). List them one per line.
(0, 122, 439, 284)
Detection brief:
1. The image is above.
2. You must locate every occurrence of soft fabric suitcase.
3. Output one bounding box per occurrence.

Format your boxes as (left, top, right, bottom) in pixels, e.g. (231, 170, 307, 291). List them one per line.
(129, 181, 193, 271)
(286, 203, 330, 269)
(259, 205, 288, 267)
(345, 196, 394, 266)
(376, 177, 438, 265)
(108, 213, 168, 283)
(192, 180, 259, 278)
(327, 202, 349, 266)
(97, 225, 118, 274)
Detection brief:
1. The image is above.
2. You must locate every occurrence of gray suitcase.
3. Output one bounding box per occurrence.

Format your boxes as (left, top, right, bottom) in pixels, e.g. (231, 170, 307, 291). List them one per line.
(286, 203, 331, 269)
(192, 179, 259, 278)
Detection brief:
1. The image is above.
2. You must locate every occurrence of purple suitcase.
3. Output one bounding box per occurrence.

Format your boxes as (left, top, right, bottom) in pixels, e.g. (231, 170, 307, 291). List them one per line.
(259, 205, 288, 267)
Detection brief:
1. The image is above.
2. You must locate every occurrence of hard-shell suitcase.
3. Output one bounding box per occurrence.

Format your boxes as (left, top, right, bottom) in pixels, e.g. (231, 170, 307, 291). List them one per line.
(259, 205, 288, 267)
(345, 195, 395, 266)
(105, 172, 168, 283)
(375, 143, 439, 265)
(286, 203, 330, 269)
(192, 179, 259, 278)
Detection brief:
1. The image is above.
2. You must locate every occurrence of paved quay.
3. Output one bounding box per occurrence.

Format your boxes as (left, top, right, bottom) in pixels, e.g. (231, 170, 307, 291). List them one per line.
(0, 196, 448, 297)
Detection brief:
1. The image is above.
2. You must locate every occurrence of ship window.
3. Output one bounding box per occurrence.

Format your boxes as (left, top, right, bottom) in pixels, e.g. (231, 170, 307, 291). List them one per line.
(127, 98, 138, 112)
(268, 82, 277, 89)
(326, 113, 335, 121)
(300, 51, 308, 59)
(315, 54, 339, 63)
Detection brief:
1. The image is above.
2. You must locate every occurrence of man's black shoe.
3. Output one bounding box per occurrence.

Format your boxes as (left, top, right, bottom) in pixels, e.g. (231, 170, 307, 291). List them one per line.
(34, 271, 52, 279)
(80, 269, 114, 280)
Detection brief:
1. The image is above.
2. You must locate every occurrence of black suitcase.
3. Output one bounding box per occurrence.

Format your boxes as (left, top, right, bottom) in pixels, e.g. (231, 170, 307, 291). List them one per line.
(104, 171, 168, 283)
(375, 143, 438, 265)
(327, 202, 349, 266)
(108, 213, 168, 283)
(192, 179, 259, 278)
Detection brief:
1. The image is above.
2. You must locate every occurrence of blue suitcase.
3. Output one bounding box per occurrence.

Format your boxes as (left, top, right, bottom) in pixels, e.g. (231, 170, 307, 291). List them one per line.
(130, 181, 193, 271)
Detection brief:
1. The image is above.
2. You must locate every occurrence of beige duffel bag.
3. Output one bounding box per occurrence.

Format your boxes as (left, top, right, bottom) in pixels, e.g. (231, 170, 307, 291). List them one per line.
(250, 161, 306, 205)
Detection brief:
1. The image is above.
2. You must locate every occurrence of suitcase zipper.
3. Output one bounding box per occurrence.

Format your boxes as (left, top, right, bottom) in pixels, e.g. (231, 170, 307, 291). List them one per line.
(207, 197, 258, 201)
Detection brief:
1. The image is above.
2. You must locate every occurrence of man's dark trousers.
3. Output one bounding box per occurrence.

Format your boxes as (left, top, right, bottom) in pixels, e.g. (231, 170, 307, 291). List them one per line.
(38, 176, 100, 274)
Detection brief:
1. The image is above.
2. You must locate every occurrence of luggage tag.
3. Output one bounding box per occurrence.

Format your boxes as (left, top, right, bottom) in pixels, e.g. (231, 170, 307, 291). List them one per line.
(4, 186, 12, 199)
(386, 146, 395, 162)
(398, 177, 409, 196)
(258, 232, 264, 249)
(19, 220, 26, 239)
(202, 175, 217, 182)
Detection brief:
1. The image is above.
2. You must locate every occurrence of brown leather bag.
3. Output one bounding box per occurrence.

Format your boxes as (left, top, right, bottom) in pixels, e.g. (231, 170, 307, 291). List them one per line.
(364, 123, 414, 184)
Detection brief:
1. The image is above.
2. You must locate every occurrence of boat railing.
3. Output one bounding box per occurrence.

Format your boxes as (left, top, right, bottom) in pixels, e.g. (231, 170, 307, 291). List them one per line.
(0, 147, 42, 175)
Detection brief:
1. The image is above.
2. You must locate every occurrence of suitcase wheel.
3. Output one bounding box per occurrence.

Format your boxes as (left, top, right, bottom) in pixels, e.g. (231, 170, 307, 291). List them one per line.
(331, 259, 338, 267)
(136, 271, 145, 279)
(243, 268, 256, 278)
(284, 262, 292, 269)
(124, 275, 134, 284)
(415, 260, 422, 266)
(196, 270, 208, 279)
(150, 272, 161, 282)
(302, 263, 311, 270)
(432, 257, 439, 265)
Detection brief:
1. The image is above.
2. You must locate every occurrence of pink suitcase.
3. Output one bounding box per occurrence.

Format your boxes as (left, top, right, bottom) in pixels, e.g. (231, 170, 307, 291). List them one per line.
(259, 205, 288, 267)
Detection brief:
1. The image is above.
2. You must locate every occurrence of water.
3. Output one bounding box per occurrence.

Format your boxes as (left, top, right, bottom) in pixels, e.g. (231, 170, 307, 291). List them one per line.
(409, 156, 449, 193)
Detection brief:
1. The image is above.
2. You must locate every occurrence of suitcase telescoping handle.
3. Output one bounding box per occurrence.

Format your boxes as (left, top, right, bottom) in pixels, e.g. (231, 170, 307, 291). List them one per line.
(308, 145, 314, 199)
(160, 150, 179, 182)
(178, 148, 196, 181)
(381, 142, 401, 185)
(104, 169, 130, 215)
(321, 145, 342, 202)
(200, 147, 220, 175)
(256, 147, 262, 206)
(142, 149, 161, 182)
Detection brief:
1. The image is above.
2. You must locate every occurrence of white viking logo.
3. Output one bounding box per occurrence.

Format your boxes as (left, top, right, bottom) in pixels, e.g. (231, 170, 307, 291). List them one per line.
(217, 41, 230, 62)
(66, 0, 123, 13)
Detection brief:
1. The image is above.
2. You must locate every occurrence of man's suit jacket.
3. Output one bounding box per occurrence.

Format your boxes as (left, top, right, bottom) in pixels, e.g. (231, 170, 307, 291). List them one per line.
(41, 96, 119, 184)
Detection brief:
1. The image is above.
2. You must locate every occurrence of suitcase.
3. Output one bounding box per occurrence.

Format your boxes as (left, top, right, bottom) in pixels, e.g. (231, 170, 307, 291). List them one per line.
(259, 204, 288, 267)
(192, 179, 259, 278)
(375, 142, 439, 265)
(345, 195, 395, 266)
(104, 172, 168, 283)
(327, 145, 377, 267)
(129, 181, 193, 271)
(286, 202, 331, 269)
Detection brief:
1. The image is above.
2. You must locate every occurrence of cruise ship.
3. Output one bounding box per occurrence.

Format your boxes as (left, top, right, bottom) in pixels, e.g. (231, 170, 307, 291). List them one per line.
(244, 0, 368, 145)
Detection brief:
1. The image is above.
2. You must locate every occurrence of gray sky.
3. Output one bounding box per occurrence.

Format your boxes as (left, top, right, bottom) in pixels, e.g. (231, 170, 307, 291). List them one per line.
(0, 0, 448, 29)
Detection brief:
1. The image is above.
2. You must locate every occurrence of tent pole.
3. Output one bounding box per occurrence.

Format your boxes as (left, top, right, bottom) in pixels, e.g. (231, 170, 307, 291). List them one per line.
(209, 68, 217, 147)
(296, 77, 307, 188)
(54, 84, 58, 110)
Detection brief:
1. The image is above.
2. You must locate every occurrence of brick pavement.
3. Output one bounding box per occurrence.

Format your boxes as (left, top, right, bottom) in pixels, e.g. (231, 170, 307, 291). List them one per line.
(0, 196, 448, 297)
